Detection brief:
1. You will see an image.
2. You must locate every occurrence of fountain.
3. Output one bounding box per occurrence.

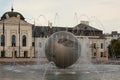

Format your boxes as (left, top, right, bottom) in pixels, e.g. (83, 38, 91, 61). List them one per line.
(45, 31, 81, 68)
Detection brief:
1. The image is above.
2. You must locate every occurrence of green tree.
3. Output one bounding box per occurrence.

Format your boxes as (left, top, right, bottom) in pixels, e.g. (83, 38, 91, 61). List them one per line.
(108, 39, 120, 59)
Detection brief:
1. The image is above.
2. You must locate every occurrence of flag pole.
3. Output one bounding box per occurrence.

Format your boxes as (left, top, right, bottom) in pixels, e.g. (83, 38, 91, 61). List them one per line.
(3, 19, 5, 58)
(19, 19, 20, 57)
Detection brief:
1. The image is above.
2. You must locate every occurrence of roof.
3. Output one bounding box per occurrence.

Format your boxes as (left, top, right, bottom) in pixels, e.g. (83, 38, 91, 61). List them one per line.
(32, 26, 69, 37)
(32, 23, 102, 37)
(0, 17, 31, 26)
(74, 23, 102, 31)
(1, 11, 25, 20)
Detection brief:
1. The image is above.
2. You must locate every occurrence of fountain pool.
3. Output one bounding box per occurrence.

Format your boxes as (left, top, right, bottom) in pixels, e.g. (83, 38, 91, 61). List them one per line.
(0, 64, 120, 80)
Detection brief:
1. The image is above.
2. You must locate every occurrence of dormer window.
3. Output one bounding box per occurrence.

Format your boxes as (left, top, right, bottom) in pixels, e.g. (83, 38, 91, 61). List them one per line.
(17, 14, 20, 18)
(5, 14, 9, 19)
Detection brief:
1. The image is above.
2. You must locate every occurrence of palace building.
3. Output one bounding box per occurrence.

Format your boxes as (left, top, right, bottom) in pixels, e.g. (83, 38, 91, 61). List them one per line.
(0, 8, 108, 63)
(0, 8, 34, 62)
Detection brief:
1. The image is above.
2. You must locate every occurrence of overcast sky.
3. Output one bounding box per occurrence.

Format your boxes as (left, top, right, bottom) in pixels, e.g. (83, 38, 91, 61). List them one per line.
(0, 0, 120, 33)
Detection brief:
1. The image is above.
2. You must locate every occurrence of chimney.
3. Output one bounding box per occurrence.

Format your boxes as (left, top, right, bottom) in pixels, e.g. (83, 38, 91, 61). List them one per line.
(81, 21, 89, 25)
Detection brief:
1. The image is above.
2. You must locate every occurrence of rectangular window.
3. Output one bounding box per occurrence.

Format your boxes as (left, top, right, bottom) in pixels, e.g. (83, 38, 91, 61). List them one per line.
(94, 52, 96, 56)
(14, 51, 17, 58)
(101, 43, 103, 49)
(100, 52, 104, 57)
(1, 43, 4, 46)
(93, 43, 96, 49)
(1, 35, 5, 46)
(1, 51, 5, 58)
(24, 51, 28, 58)
(32, 42, 35, 47)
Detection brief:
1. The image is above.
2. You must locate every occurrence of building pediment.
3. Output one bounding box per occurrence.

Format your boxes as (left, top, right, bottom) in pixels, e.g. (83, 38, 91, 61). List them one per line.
(0, 17, 32, 26)
(74, 23, 102, 31)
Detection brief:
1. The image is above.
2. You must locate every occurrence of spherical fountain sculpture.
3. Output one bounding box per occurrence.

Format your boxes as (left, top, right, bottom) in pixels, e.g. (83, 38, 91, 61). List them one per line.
(45, 31, 81, 68)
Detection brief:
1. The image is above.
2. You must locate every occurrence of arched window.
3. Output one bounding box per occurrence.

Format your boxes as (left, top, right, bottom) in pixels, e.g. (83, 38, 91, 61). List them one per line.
(12, 35, 16, 47)
(1, 35, 5, 46)
(22, 35, 26, 46)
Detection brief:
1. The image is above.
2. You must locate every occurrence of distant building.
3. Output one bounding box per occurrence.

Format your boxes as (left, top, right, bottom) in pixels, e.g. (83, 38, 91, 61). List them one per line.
(105, 31, 120, 40)
(111, 31, 120, 39)
(104, 31, 120, 49)
(34, 23, 107, 63)
(90, 37, 108, 62)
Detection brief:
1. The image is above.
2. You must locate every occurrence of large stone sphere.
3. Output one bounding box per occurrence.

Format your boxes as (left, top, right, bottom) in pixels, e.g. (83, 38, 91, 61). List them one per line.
(45, 31, 81, 68)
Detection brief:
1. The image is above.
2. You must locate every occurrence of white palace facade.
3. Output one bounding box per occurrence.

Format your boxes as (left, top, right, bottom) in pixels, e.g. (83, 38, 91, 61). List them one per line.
(0, 9, 108, 63)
